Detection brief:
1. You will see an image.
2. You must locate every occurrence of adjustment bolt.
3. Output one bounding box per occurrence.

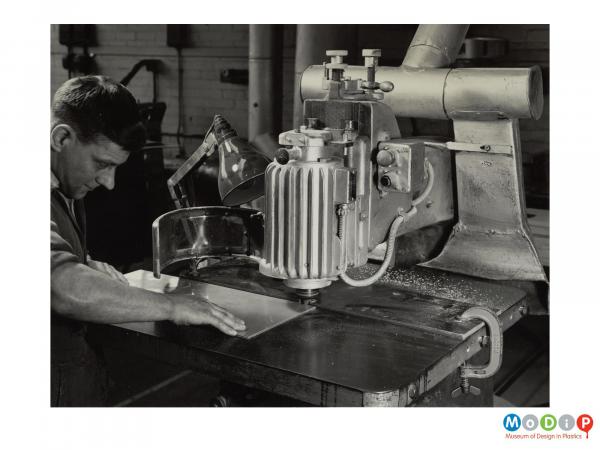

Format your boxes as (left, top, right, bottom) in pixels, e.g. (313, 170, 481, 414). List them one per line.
(326, 49, 348, 64)
(362, 49, 381, 57)
(362, 48, 381, 66)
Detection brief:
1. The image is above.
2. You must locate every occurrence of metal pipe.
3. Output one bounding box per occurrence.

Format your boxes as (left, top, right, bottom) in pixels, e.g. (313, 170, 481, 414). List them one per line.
(444, 66, 543, 120)
(249, 25, 274, 141)
(300, 65, 543, 120)
(294, 25, 323, 129)
(402, 24, 469, 68)
(300, 25, 544, 121)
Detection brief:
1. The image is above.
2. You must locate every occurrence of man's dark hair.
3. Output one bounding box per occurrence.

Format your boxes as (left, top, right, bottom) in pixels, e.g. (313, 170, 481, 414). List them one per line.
(52, 75, 146, 152)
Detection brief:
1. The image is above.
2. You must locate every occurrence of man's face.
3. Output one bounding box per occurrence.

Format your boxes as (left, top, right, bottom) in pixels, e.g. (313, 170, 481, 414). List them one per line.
(52, 129, 130, 199)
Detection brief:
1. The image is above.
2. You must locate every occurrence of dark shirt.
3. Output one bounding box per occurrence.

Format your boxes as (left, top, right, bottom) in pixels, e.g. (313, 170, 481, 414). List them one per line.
(51, 176, 109, 406)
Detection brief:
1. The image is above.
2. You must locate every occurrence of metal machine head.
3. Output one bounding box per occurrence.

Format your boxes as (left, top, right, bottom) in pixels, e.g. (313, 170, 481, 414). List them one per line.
(259, 39, 546, 297)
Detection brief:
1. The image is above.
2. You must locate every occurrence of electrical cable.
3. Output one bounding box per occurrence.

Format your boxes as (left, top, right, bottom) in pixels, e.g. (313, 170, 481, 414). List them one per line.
(338, 157, 432, 287)
(339, 207, 416, 287)
(412, 159, 434, 206)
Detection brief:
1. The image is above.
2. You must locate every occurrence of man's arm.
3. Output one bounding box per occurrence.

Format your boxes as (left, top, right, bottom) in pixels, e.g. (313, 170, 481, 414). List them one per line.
(87, 258, 129, 285)
(51, 262, 244, 335)
(51, 223, 245, 335)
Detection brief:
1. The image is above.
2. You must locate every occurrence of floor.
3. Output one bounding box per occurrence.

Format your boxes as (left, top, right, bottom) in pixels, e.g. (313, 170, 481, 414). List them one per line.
(493, 315, 550, 407)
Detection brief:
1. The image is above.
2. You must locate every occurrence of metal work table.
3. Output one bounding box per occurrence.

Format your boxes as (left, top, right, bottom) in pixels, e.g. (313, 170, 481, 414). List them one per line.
(88, 261, 529, 406)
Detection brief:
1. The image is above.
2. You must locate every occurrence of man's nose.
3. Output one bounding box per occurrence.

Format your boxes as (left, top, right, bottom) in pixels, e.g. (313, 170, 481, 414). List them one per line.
(97, 167, 116, 190)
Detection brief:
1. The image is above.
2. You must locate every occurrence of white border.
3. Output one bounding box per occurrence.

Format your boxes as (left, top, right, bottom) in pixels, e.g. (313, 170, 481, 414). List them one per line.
(1, 1, 597, 449)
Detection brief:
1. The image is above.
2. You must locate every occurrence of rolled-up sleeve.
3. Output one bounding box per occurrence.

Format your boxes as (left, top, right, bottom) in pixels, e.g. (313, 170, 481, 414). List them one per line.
(51, 219, 80, 269)
(50, 218, 94, 315)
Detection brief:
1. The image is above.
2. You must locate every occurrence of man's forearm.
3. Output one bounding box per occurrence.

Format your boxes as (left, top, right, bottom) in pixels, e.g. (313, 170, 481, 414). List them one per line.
(51, 262, 174, 324)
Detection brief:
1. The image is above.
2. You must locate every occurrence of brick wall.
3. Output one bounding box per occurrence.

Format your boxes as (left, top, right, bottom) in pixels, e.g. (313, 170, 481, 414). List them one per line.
(51, 24, 549, 196)
(51, 24, 252, 158)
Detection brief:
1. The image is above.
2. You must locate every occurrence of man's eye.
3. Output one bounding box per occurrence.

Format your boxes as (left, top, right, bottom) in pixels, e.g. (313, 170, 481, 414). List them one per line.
(97, 161, 111, 170)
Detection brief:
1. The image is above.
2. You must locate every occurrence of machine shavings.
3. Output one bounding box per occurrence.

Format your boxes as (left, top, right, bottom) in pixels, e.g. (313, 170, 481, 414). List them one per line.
(347, 263, 524, 309)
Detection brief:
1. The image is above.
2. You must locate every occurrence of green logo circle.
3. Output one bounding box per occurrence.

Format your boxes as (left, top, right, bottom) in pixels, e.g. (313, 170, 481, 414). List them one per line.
(541, 414, 557, 431)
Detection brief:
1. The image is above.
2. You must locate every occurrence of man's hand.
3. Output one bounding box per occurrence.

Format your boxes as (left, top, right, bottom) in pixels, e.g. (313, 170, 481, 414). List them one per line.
(168, 295, 246, 336)
(87, 258, 129, 285)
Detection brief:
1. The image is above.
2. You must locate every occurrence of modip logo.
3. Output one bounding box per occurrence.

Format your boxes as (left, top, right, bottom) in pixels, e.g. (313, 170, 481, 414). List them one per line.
(504, 414, 521, 432)
(578, 414, 593, 438)
(503, 413, 594, 440)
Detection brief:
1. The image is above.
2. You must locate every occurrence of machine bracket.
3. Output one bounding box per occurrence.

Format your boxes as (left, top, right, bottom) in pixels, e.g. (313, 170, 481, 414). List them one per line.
(426, 141, 514, 155)
(451, 306, 503, 398)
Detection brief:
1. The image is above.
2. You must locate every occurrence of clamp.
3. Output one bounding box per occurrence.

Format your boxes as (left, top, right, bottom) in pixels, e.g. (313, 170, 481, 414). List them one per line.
(325, 50, 348, 81)
(451, 306, 503, 398)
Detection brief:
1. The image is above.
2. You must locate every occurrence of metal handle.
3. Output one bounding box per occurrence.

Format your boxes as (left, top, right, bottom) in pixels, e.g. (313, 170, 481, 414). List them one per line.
(360, 80, 394, 93)
(461, 306, 503, 378)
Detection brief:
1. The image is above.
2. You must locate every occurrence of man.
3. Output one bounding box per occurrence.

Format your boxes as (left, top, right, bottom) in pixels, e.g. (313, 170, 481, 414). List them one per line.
(51, 75, 245, 406)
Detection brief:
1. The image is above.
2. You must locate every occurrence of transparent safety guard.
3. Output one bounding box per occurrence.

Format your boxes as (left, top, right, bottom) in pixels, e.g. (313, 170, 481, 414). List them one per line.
(152, 206, 263, 278)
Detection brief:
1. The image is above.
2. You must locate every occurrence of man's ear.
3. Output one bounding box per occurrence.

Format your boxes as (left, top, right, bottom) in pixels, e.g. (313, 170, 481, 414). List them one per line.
(50, 124, 76, 153)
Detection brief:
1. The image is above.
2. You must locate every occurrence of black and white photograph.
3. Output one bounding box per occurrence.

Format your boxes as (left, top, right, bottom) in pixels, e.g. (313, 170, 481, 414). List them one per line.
(49, 23, 550, 408)
(3, 3, 598, 448)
